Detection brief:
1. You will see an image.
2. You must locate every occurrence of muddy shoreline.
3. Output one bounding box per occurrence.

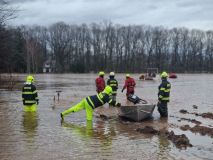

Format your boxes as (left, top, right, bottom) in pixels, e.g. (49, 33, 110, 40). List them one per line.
(178, 108, 213, 137)
(179, 109, 213, 120)
(136, 126, 193, 148)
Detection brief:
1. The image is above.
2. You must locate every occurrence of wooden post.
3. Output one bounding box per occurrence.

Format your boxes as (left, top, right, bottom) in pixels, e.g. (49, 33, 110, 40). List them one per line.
(56, 91, 62, 101)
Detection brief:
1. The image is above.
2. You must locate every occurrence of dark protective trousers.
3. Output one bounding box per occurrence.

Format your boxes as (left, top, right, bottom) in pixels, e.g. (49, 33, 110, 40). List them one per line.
(157, 102, 168, 117)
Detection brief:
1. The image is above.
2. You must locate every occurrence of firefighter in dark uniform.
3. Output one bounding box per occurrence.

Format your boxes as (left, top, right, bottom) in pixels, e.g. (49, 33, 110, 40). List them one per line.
(60, 86, 121, 121)
(157, 72, 171, 117)
(107, 72, 118, 101)
(22, 75, 39, 112)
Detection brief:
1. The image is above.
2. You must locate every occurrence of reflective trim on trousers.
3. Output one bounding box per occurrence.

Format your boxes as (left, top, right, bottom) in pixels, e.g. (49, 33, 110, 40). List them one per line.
(24, 100, 36, 103)
(87, 97, 95, 108)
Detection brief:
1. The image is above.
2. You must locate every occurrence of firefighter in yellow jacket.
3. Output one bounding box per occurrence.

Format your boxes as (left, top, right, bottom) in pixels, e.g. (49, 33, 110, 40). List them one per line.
(107, 72, 118, 101)
(60, 86, 121, 121)
(22, 75, 39, 112)
(157, 72, 171, 117)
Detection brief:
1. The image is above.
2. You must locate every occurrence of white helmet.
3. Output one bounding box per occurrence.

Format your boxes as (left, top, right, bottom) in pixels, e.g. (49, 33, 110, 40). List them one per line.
(109, 72, 115, 76)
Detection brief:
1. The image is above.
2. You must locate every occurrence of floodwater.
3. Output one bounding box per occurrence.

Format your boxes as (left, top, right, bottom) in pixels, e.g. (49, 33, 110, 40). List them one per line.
(0, 73, 212, 160)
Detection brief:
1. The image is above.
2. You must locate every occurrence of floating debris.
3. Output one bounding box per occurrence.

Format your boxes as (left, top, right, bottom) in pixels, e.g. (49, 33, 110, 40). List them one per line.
(136, 126, 192, 149)
(165, 131, 193, 148)
(200, 112, 213, 120)
(180, 109, 213, 120)
(179, 109, 188, 114)
(99, 114, 109, 120)
(136, 126, 159, 134)
(180, 125, 213, 137)
(180, 118, 202, 125)
(192, 112, 213, 119)
(192, 105, 198, 109)
(173, 115, 202, 125)
(190, 125, 213, 137)
(180, 125, 190, 131)
(192, 112, 200, 116)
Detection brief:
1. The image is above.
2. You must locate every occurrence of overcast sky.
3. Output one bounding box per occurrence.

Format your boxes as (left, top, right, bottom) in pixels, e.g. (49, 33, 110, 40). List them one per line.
(8, 0, 213, 30)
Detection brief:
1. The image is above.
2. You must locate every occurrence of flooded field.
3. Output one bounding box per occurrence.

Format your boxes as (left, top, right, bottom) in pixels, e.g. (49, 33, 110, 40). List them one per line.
(0, 73, 212, 160)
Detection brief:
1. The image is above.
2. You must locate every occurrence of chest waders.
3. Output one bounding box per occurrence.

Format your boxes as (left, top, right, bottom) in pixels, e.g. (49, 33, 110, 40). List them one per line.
(158, 80, 171, 117)
(24, 104, 37, 112)
(61, 98, 94, 121)
(22, 83, 38, 112)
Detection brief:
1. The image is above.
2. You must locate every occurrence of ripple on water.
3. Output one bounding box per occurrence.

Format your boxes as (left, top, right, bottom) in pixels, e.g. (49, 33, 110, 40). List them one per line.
(0, 74, 213, 160)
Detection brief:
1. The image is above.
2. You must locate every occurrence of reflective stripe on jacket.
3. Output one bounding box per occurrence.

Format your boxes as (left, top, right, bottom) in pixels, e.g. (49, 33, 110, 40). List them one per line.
(86, 92, 116, 109)
(22, 83, 38, 105)
(158, 79, 171, 103)
(107, 78, 118, 95)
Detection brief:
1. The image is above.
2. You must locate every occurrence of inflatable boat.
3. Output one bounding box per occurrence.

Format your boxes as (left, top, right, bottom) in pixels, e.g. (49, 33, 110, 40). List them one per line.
(169, 73, 177, 79)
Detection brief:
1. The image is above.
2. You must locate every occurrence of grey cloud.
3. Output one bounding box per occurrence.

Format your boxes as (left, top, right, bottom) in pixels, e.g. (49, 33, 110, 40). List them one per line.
(8, 0, 213, 30)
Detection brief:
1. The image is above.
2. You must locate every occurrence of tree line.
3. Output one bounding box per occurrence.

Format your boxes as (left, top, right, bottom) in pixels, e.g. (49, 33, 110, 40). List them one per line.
(1, 22, 213, 73)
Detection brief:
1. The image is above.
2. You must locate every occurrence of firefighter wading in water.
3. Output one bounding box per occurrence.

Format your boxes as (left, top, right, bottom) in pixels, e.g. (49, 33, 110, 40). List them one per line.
(121, 74, 136, 96)
(107, 72, 118, 101)
(60, 86, 121, 121)
(157, 72, 171, 117)
(95, 71, 105, 93)
(22, 75, 39, 112)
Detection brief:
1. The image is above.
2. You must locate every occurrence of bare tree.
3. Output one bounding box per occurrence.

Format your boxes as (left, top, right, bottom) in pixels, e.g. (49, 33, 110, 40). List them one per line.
(0, 0, 17, 25)
(2, 20, 213, 74)
(48, 22, 71, 72)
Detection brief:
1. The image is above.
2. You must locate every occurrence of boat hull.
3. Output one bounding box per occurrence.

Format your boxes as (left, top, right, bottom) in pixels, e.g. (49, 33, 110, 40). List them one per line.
(119, 104, 155, 121)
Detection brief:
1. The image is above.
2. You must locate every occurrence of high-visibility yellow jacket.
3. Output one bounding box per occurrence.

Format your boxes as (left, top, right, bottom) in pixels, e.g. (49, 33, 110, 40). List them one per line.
(107, 78, 118, 95)
(86, 92, 117, 109)
(22, 82, 39, 105)
(158, 79, 171, 103)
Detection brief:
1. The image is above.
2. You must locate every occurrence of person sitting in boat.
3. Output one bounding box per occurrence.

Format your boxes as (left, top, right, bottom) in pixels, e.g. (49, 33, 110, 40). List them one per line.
(121, 74, 136, 97)
(107, 72, 118, 101)
(157, 71, 171, 117)
(22, 75, 39, 112)
(60, 86, 121, 121)
(95, 71, 105, 93)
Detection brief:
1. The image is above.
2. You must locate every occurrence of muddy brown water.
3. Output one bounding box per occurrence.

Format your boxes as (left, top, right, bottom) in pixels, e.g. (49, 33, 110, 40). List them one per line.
(0, 73, 213, 160)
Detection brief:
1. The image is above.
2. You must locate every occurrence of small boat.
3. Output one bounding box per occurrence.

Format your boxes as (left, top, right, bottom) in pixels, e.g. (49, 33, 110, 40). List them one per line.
(139, 68, 159, 81)
(169, 73, 177, 79)
(144, 76, 154, 80)
(119, 103, 155, 121)
(139, 74, 155, 80)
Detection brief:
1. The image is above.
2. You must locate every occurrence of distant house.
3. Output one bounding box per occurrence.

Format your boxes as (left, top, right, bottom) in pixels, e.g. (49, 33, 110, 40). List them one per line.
(43, 63, 52, 73)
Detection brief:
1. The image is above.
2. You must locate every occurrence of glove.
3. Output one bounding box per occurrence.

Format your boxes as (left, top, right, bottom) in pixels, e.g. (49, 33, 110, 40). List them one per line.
(116, 102, 121, 107)
(121, 89, 124, 93)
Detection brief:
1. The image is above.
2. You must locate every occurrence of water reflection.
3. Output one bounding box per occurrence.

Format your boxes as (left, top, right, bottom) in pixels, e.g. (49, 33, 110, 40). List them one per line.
(0, 74, 213, 159)
(22, 112, 38, 145)
(157, 118, 171, 160)
(61, 120, 94, 138)
(61, 120, 116, 149)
